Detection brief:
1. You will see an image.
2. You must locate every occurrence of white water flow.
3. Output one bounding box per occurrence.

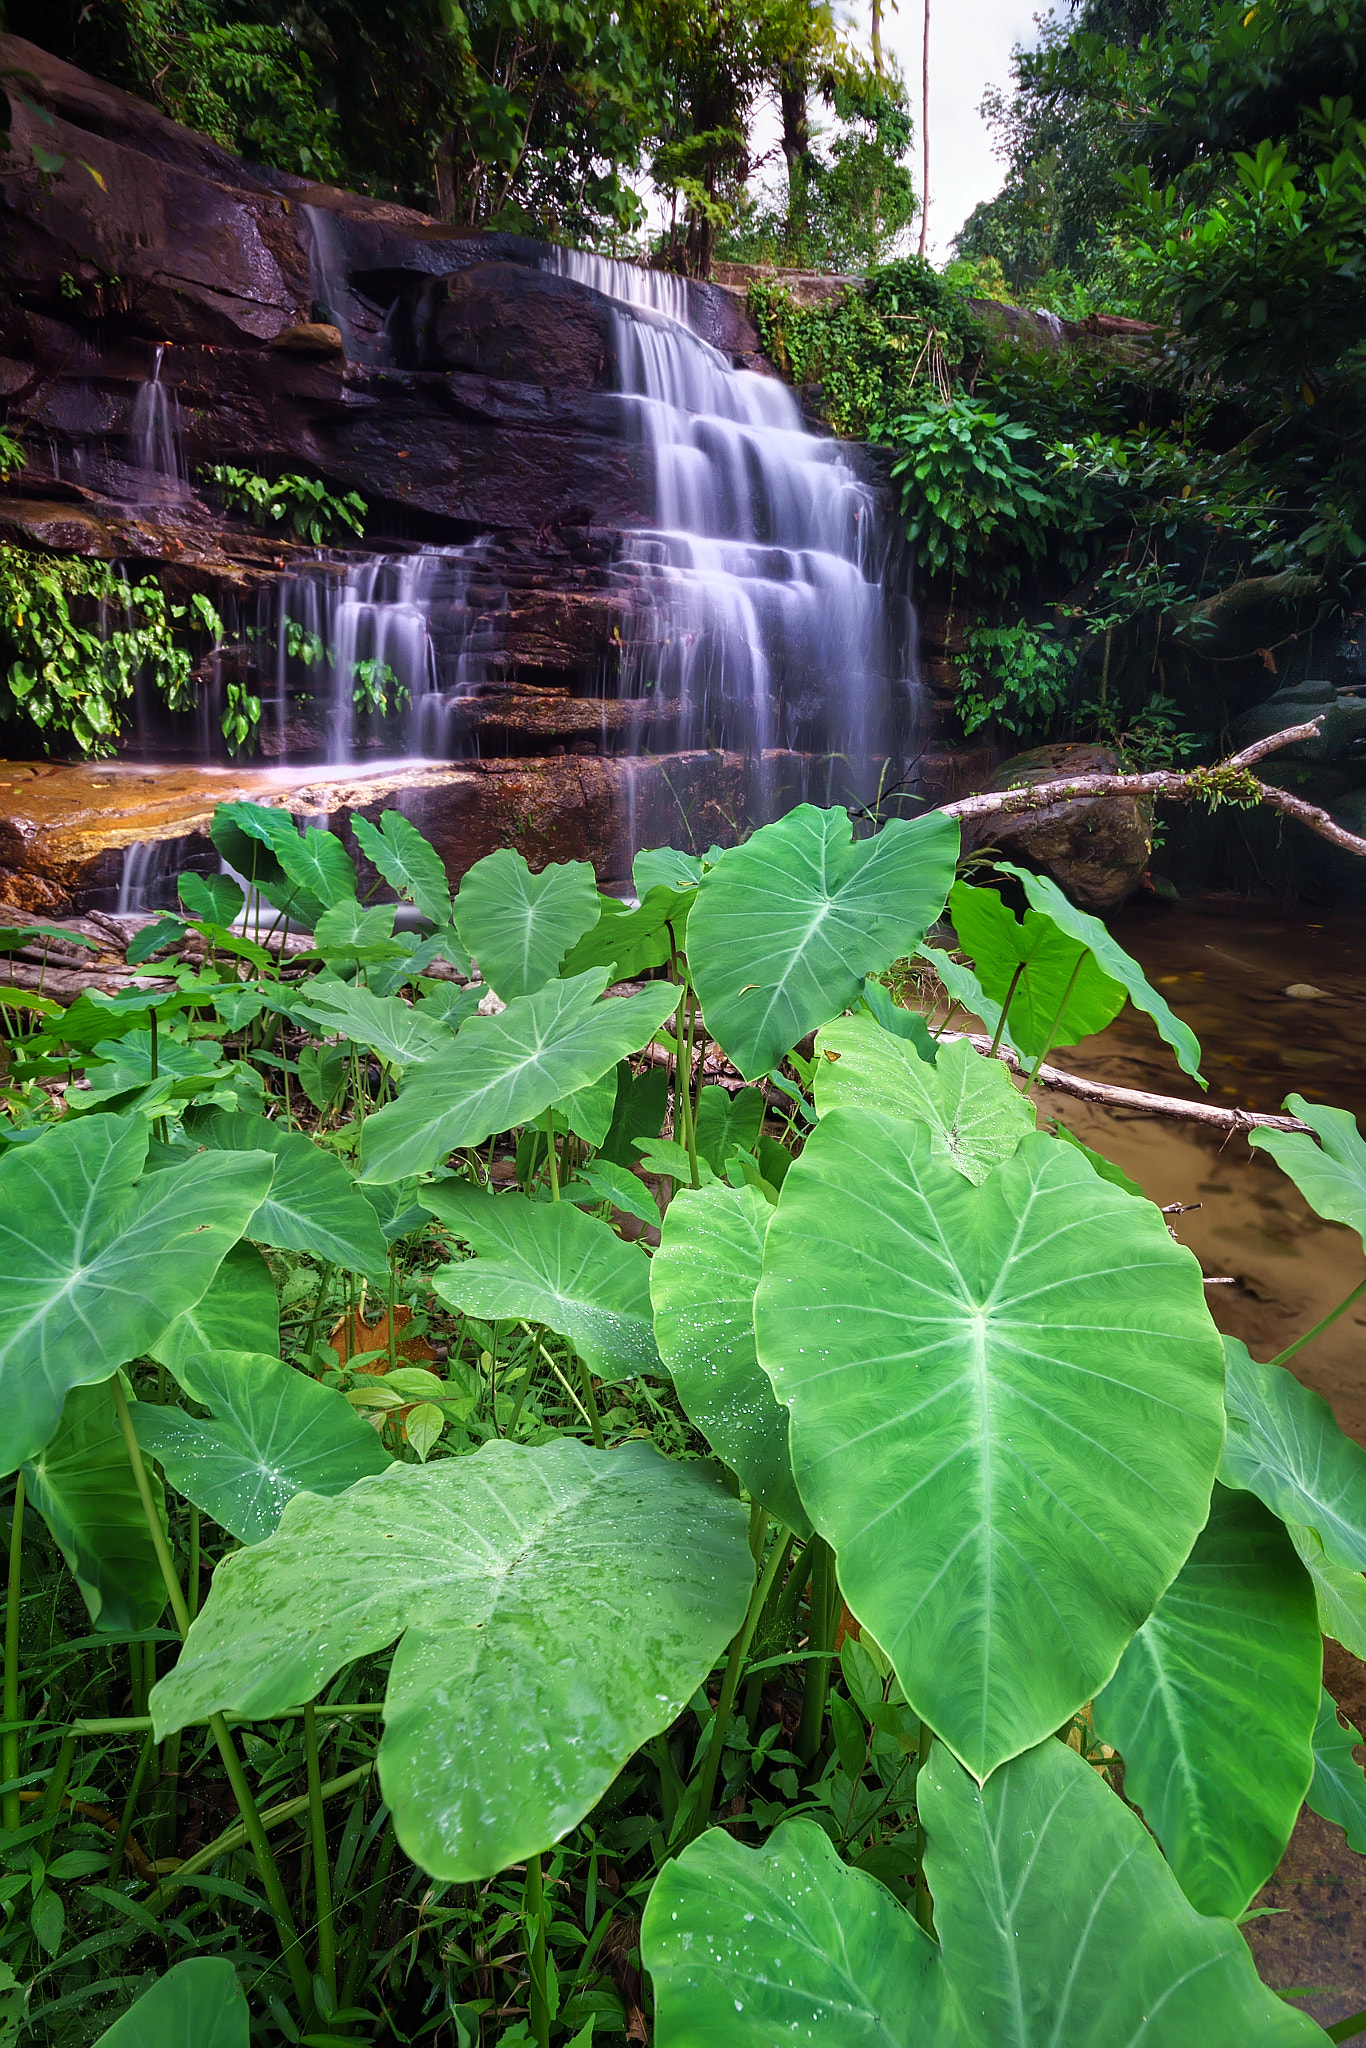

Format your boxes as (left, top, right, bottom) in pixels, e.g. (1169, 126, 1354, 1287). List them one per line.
(546, 249, 903, 801)
(127, 345, 189, 517)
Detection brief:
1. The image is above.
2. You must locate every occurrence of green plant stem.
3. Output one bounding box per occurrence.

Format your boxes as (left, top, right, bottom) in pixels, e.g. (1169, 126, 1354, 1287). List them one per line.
(187, 1505, 200, 1623)
(1326, 2008, 1366, 2044)
(674, 986, 700, 1189)
(545, 1108, 560, 1200)
(3, 1473, 24, 1831)
(524, 1852, 552, 2048)
(688, 1523, 793, 1842)
(1269, 1274, 1366, 1369)
(988, 960, 1025, 1058)
(301, 1261, 337, 1364)
(914, 1720, 935, 1934)
(742, 1530, 798, 1729)
(575, 1358, 605, 1449)
(386, 1259, 399, 1374)
(39, 1730, 76, 1858)
(148, 1003, 168, 1146)
(107, 1727, 155, 1878)
(1024, 956, 1085, 1093)
(149, 1763, 375, 1905)
(111, 1375, 312, 2011)
(796, 1537, 838, 1767)
(305, 1701, 337, 2008)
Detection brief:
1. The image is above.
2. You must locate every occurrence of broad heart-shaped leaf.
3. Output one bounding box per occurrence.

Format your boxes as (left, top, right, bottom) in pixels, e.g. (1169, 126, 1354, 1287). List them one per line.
(92, 1956, 248, 2048)
(815, 1013, 1035, 1185)
(642, 1818, 952, 2046)
(153, 1243, 278, 1373)
(754, 1113, 1225, 1779)
(0, 1117, 274, 1474)
(633, 845, 706, 896)
(186, 1112, 388, 1276)
(350, 809, 453, 927)
(426, 1187, 661, 1381)
(209, 800, 290, 891)
(178, 870, 245, 928)
(454, 848, 599, 1001)
(860, 974, 939, 1062)
(273, 822, 357, 910)
(917, 946, 1012, 1046)
(922, 1737, 1325, 2048)
(132, 1351, 392, 1544)
(1307, 1687, 1366, 1852)
(1250, 1095, 1366, 1248)
(688, 806, 960, 1081)
(24, 1380, 168, 1633)
(693, 1085, 766, 1175)
(651, 1184, 809, 1534)
(150, 1440, 752, 1881)
(294, 983, 456, 1069)
(559, 885, 695, 982)
(1092, 1482, 1319, 1918)
(995, 862, 1205, 1083)
(1220, 1335, 1366, 1571)
(948, 880, 1126, 1061)
(360, 972, 679, 1184)
(558, 1064, 618, 1148)
(312, 899, 408, 964)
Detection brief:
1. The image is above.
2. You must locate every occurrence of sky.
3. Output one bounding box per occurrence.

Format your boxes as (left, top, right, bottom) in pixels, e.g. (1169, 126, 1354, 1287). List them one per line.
(877, 0, 1051, 258)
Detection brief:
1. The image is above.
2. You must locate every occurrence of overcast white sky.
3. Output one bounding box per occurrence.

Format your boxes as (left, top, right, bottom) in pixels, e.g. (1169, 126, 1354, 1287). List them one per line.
(880, 0, 1051, 257)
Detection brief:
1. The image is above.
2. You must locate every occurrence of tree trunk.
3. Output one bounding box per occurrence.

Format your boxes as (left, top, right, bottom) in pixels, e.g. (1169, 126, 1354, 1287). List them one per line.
(780, 59, 811, 255)
(918, 0, 930, 258)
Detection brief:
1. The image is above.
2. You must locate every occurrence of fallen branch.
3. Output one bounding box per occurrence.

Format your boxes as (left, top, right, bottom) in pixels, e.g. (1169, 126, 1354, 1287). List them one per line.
(939, 719, 1366, 861)
(946, 1032, 1311, 1134)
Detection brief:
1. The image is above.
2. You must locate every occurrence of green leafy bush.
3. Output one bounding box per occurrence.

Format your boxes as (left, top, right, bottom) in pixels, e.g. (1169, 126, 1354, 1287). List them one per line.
(203, 467, 367, 547)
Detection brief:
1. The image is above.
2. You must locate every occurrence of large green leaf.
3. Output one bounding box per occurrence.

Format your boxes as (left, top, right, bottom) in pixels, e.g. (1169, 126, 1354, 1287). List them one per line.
(273, 823, 357, 911)
(350, 810, 453, 927)
(151, 1243, 279, 1373)
(209, 800, 291, 891)
(1287, 1522, 1366, 1656)
(634, 846, 705, 895)
(651, 1183, 809, 1533)
(754, 1113, 1225, 1778)
(359, 971, 678, 1184)
(0, 1117, 274, 1474)
(922, 1736, 1324, 2047)
(187, 1112, 388, 1275)
(693, 1085, 766, 1175)
(643, 1818, 952, 2047)
(559, 885, 695, 982)
(311, 900, 409, 965)
(24, 1380, 168, 1633)
(132, 1350, 392, 1544)
(598, 1061, 669, 1167)
(994, 862, 1205, 1082)
(1307, 1687, 1366, 1852)
(814, 1013, 1035, 1184)
(916, 946, 1011, 1045)
(1092, 1482, 1319, 1917)
(151, 1441, 752, 1880)
(688, 806, 960, 1081)
(294, 984, 456, 1069)
(1249, 1096, 1366, 1247)
(92, 1957, 248, 2048)
(453, 849, 599, 1000)
(426, 1187, 661, 1381)
(1220, 1336, 1366, 1571)
(948, 880, 1126, 1060)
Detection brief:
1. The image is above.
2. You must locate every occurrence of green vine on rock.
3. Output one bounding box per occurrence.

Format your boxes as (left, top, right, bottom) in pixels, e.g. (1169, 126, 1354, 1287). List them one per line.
(0, 545, 222, 757)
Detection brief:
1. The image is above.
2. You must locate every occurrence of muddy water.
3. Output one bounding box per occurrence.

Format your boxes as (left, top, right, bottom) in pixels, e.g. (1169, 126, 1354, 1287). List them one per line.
(1031, 896, 1366, 1446)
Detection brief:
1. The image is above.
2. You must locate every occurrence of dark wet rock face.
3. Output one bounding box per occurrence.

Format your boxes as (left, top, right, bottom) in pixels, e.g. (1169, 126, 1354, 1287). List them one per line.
(963, 743, 1153, 914)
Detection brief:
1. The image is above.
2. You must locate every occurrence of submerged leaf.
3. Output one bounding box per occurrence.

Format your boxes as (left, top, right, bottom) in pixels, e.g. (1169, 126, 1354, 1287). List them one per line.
(151, 1441, 752, 1881)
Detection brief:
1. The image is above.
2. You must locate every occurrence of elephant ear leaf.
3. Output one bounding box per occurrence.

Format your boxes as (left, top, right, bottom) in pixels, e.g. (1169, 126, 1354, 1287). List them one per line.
(0, 1116, 274, 1474)
(1306, 1687, 1366, 1853)
(815, 1012, 1035, 1184)
(688, 805, 960, 1080)
(151, 1441, 751, 1883)
(24, 1380, 169, 1634)
(922, 1736, 1324, 2047)
(993, 861, 1205, 1082)
(152, 1243, 279, 1374)
(948, 879, 1126, 1059)
(186, 1112, 388, 1275)
(454, 848, 599, 1000)
(642, 1818, 950, 2046)
(92, 1956, 249, 2048)
(1250, 1096, 1366, 1249)
(132, 1351, 393, 1545)
(1220, 1333, 1366, 1571)
(1092, 1483, 1320, 1919)
(350, 810, 453, 928)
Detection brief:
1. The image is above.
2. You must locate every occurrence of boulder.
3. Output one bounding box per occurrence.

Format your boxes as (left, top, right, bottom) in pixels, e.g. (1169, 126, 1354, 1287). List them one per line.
(1232, 679, 1366, 764)
(963, 742, 1151, 913)
(403, 265, 619, 386)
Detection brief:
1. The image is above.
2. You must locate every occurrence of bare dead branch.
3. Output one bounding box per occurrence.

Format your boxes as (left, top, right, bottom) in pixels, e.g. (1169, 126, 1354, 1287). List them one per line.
(947, 1032, 1311, 1134)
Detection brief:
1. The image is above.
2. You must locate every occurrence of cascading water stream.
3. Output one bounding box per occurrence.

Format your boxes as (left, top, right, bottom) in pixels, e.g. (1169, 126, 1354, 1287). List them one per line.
(127, 345, 189, 518)
(544, 248, 911, 803)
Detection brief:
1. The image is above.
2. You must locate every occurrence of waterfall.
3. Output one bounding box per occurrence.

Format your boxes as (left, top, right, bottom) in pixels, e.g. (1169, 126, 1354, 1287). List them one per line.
(127, 346, 189, 518)
(543, 250, 909, 805)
